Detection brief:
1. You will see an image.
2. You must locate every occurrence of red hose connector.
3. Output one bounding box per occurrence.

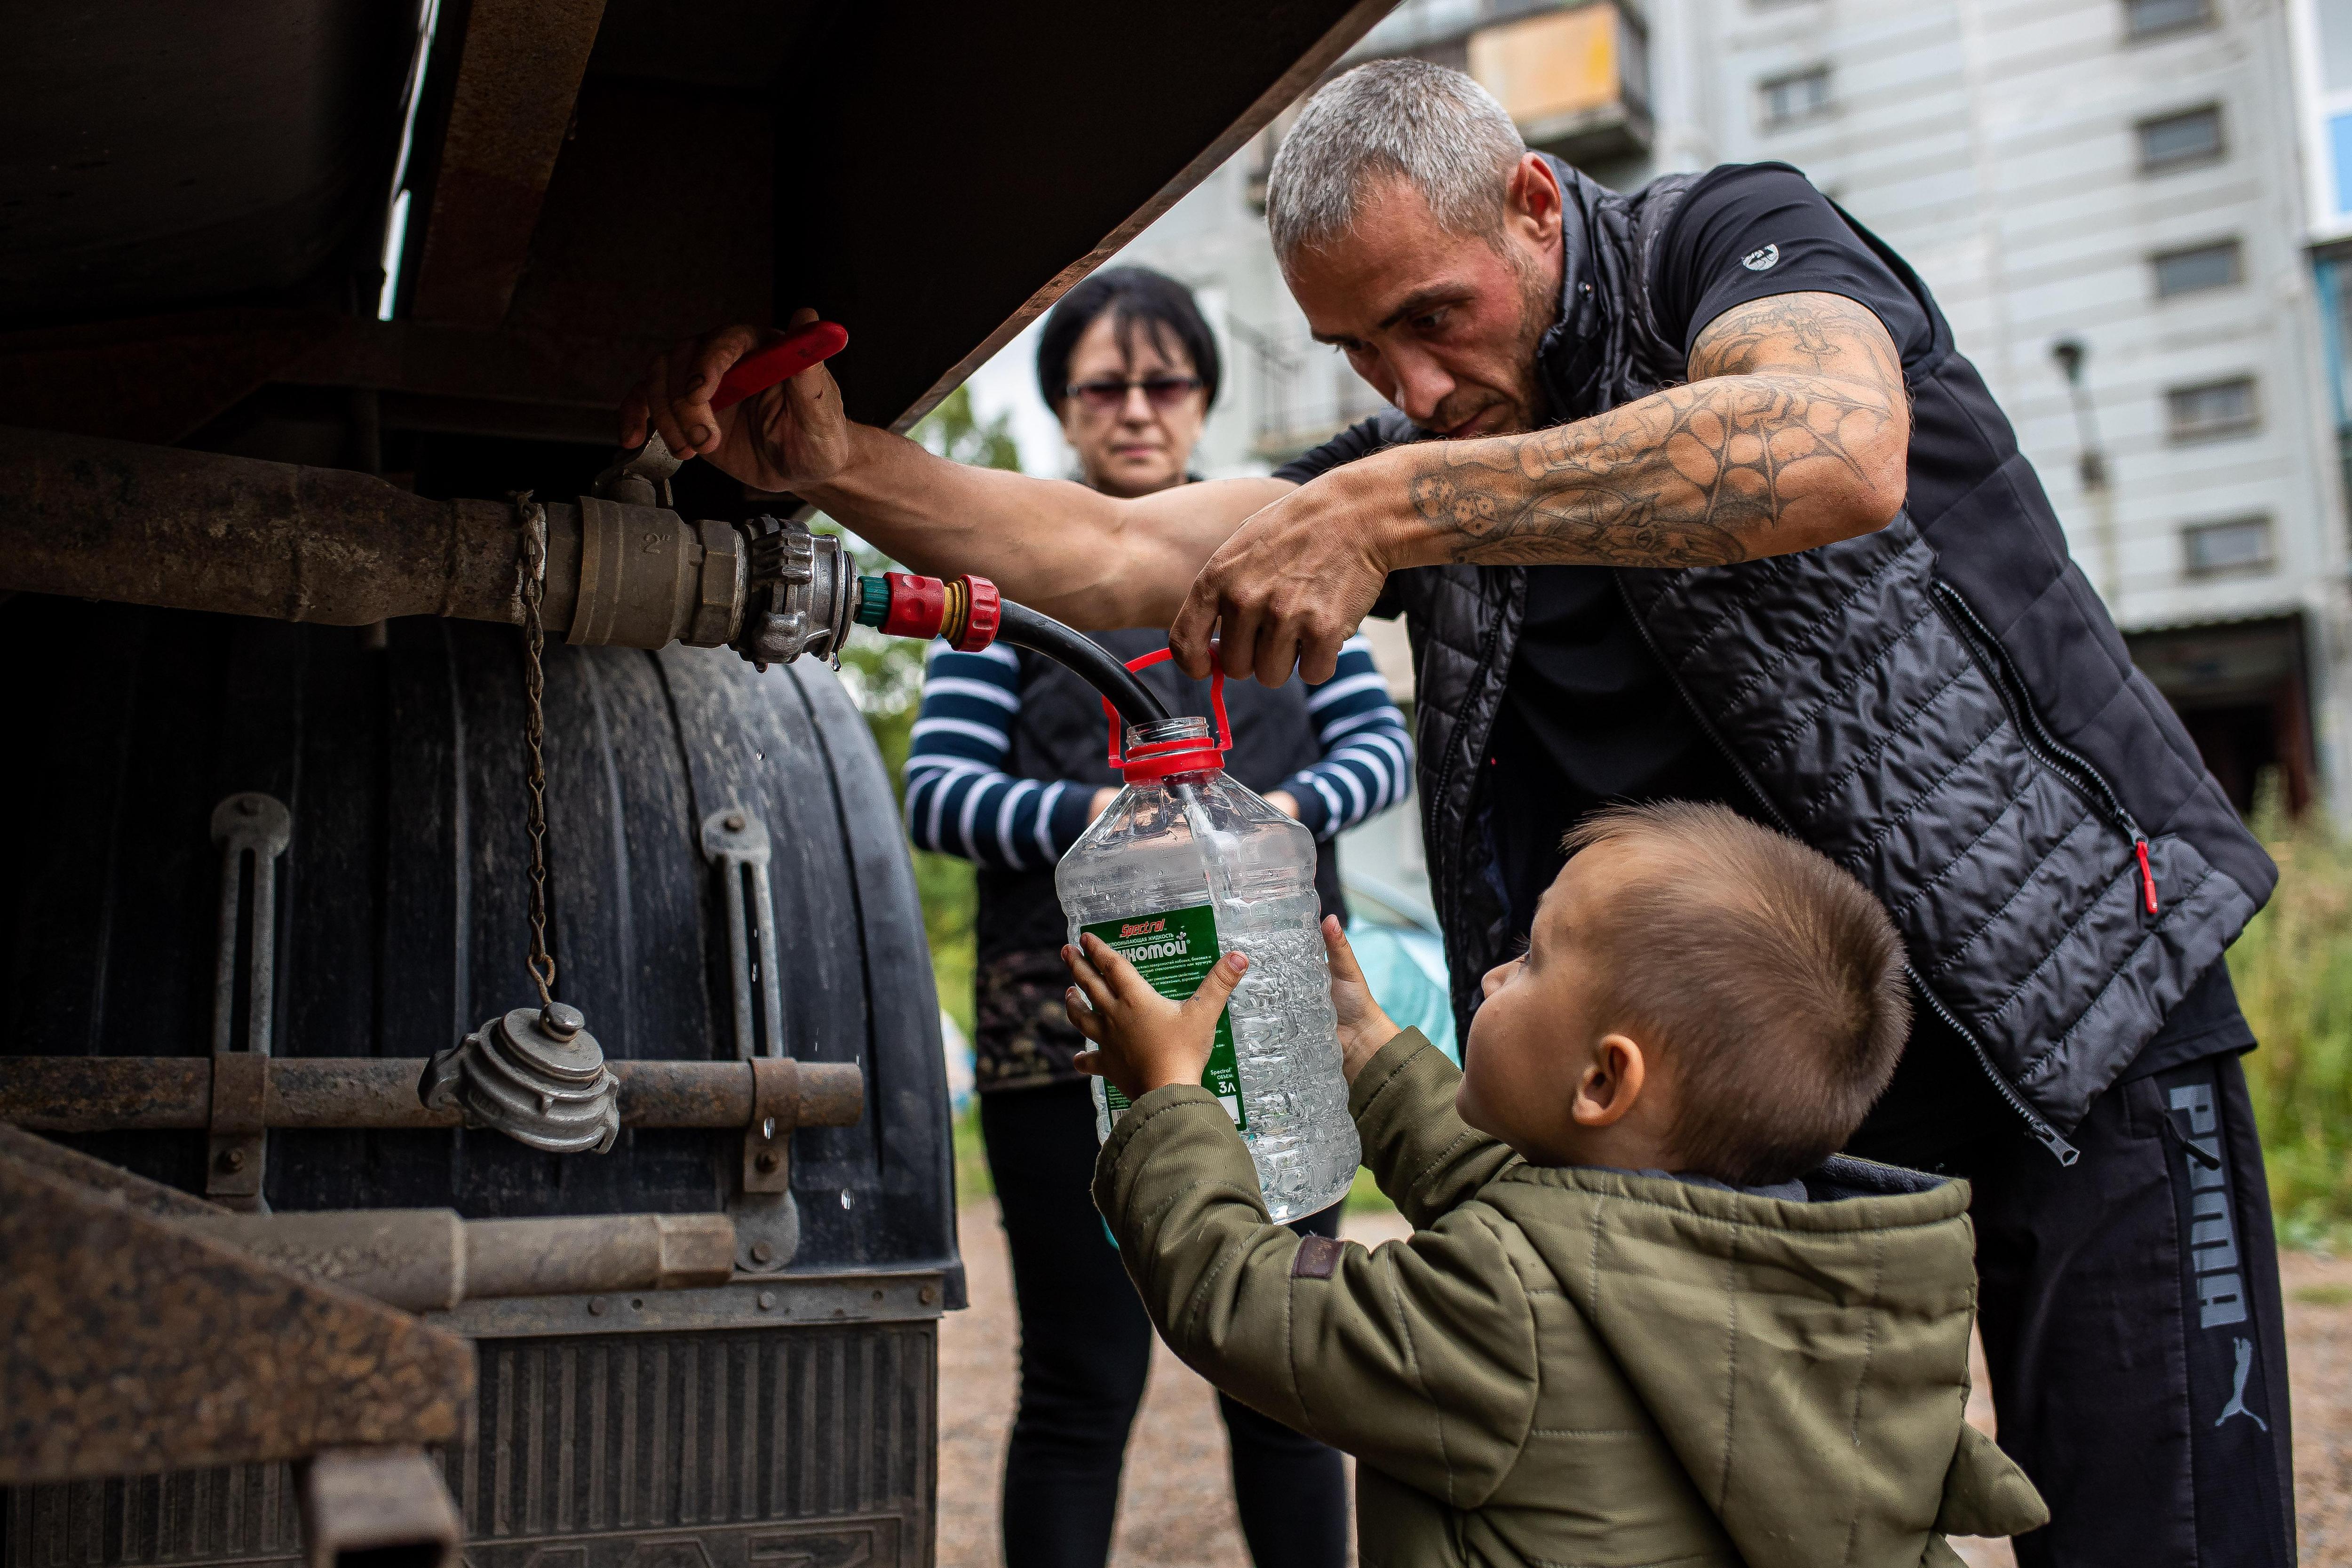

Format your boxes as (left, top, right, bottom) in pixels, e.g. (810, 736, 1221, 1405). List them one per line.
(867, 571, 1001, 651)
(957, 576, 1002, 652)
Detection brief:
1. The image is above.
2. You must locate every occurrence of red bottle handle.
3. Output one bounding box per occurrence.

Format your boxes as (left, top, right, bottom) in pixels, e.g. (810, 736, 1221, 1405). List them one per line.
(710, 320, 850, 411)
(1104, 647, 1230, 770)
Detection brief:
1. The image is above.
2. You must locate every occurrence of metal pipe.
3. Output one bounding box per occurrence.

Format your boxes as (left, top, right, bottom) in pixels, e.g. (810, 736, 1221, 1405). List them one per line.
(0, 424, 526, 627)
(0, 1056, 862, 1133)
(0, 425, 746, 650)
(183, 1210, 736, 1313)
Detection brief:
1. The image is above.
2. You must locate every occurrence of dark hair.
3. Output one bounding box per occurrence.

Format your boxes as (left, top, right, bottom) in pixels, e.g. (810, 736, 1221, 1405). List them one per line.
(1035, 266, 1221, 410)
(1559, 802, 1912, 1186)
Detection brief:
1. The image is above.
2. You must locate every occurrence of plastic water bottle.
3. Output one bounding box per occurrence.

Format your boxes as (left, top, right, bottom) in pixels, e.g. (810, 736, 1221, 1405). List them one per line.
(1057, 655, 1359, 1223)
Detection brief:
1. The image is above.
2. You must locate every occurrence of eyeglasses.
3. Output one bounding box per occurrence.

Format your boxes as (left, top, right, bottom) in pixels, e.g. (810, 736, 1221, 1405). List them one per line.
(1066, 375, 1202, 412)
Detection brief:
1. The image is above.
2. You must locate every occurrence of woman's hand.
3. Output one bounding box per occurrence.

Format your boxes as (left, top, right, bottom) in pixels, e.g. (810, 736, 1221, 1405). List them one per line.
(1063, 933, 1246, 1102)
(619, 308, 856, 494)
(1323, 916, 1399, 1083)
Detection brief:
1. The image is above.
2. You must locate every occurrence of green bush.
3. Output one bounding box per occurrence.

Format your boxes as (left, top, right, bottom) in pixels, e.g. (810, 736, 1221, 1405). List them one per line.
(2228, 791, 2352, 1251)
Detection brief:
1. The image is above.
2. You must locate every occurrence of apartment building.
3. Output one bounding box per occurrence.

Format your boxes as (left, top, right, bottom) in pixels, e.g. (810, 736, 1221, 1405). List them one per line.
(1009, 0, 2350, 823)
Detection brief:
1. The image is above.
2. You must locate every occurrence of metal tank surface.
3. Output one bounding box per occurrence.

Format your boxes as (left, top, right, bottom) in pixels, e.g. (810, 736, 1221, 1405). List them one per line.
(0, 596, 954, 1568)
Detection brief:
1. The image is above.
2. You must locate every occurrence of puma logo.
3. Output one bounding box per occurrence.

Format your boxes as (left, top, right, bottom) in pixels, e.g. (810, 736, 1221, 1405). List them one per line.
(2216, 1337, 2268, 1431)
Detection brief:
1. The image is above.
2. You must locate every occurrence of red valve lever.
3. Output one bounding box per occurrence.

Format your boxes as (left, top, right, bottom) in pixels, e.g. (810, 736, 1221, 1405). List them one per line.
(710, 321, 850, 412)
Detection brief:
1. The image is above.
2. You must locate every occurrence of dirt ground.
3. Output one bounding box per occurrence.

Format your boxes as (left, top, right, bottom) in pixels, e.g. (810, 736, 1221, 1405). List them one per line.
(938, 1199, 2352, 1567)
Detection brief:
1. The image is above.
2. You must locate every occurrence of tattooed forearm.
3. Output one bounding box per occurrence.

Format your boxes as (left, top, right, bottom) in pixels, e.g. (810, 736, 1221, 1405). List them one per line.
(1401, 292, 1908, 569)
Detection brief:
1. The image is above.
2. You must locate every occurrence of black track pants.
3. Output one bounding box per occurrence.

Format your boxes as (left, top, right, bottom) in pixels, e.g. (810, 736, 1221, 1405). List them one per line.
(978, 1078, 1351, 1568)
(1866, 1052, 2296, 1565)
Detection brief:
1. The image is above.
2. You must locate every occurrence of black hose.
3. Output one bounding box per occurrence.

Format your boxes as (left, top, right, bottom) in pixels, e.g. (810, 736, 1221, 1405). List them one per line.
(995, 602, 1169, 727)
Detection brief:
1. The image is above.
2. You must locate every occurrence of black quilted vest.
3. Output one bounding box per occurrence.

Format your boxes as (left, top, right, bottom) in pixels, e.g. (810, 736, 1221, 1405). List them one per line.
(1375, 160, 2274, 1155)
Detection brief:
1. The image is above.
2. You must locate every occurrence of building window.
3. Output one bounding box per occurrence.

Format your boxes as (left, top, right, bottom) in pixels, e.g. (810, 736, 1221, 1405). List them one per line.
(1759, 67, 1831, 127)
(2137, 105, 2224, 171)
(2153, 239, 2242, 297)
(2166, 378, 2259, 440)
(2183, 516, 2273, 577)
(2125, 0, 2213, 40)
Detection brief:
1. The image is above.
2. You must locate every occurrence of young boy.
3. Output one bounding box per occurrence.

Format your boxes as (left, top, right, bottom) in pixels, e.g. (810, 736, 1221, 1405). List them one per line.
(1061, 801, 2047, 1568)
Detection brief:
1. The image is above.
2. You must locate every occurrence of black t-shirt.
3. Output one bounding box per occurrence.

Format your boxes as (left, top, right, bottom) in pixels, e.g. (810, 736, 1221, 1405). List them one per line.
(1275, 162, 2252, 1068)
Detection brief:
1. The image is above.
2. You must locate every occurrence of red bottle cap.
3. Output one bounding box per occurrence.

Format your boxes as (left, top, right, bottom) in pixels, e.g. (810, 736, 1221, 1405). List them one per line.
(1104, 648, 1231, 783)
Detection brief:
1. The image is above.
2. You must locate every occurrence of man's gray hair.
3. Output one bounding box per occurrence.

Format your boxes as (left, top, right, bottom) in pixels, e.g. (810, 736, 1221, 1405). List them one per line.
(1265, 58, 1528, 263)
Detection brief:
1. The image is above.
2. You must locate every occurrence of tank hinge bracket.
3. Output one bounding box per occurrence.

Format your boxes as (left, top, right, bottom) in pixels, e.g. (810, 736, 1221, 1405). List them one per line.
(746, 1057, 801, 1195)
(208, 791, 290, 1212)
(702, 807, 799, 1273)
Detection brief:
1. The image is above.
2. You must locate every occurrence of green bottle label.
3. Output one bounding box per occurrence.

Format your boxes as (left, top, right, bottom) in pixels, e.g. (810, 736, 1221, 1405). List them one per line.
(1082, 902, 1246, 1130)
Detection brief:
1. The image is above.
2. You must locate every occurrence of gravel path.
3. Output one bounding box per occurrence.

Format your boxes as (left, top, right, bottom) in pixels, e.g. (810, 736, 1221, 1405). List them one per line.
(938, 1200, 2352, 1566)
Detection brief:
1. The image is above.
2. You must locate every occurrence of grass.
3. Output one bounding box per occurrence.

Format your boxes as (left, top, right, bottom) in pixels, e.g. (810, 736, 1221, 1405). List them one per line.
(2227, 791, 2352, 1252)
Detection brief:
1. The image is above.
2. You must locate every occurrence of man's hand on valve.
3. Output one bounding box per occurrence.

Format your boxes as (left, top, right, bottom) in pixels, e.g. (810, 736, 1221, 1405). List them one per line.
(620, 309, 853, 495)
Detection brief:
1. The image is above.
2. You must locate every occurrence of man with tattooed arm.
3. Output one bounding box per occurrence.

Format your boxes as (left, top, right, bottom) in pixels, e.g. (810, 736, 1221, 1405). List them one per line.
(628, 61, 2291, 1565)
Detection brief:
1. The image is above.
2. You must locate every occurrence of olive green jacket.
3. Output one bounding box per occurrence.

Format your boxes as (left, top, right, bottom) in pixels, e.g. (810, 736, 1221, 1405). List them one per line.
(1093, 1029, 2047, 1568)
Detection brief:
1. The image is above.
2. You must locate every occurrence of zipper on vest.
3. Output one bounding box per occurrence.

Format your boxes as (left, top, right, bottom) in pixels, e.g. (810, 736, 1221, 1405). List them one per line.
(1927, 580, 2158, 918)
(1610, 571, 2082, 1165)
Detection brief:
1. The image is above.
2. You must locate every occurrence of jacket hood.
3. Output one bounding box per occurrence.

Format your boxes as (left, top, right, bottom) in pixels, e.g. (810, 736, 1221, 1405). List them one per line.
(1482, 1156, 2046, 1567)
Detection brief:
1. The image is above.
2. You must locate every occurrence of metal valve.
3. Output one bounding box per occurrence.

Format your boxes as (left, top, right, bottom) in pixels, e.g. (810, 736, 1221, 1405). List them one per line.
(734, 516, 858, 669)
(420, 1001, 621, 1154)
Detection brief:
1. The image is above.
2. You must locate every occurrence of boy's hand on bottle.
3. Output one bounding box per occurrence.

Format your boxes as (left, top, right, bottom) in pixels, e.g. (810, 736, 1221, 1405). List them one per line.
(1063, 933, 1246, 1101)
(1323, 916, 1399, 1084)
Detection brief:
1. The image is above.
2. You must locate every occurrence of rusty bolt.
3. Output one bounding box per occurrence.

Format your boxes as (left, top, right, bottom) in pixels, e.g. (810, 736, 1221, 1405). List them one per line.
(750, 1241, 774, 1265)
(216, 1148, 246, 1173)
(757, 1290, 777, 1311)
(588, 1297, 606, 1315)
(919, 1285, 937, 1305)
(724, 811, 746, 832)
(755, 1149, 781, 1173)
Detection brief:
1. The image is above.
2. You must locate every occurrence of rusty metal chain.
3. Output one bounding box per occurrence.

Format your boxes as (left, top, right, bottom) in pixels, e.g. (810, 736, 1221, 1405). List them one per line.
(514, 492, 556, 1005)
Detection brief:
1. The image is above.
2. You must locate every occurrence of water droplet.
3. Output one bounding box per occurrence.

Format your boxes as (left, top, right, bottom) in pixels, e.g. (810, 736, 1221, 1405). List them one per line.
(840, 1190, 852, 1210)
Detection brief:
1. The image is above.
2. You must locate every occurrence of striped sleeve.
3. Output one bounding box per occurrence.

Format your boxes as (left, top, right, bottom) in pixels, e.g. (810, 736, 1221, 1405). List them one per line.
(902, 643, 1096, 870)
(1280, 636, 1414, 841)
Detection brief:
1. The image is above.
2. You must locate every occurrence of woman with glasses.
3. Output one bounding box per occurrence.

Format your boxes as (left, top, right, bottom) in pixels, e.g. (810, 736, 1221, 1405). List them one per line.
(904, 267, 1410, 1568)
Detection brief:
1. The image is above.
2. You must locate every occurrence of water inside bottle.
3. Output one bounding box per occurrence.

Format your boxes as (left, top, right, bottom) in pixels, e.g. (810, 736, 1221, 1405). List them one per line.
(1058, 718, 1359, 1223)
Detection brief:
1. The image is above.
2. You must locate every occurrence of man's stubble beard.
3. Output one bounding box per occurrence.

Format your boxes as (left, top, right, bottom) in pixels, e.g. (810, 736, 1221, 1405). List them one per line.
(1487, 237, 1564, 437)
